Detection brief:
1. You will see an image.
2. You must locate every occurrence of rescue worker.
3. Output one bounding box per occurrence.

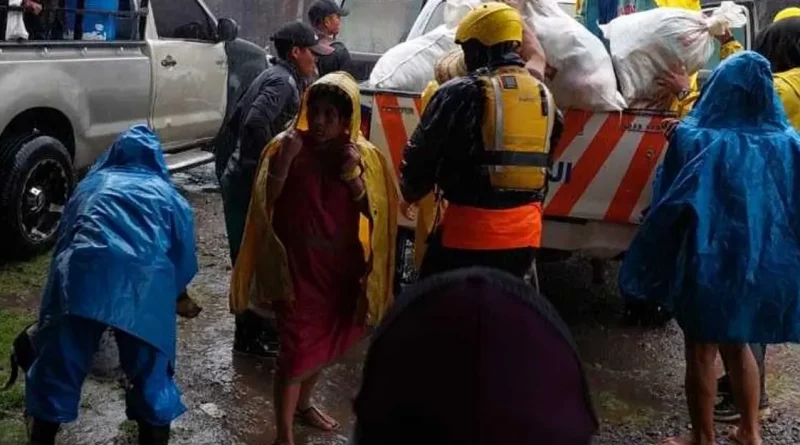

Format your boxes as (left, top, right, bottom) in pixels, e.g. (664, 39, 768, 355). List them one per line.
(218, 21, 333, 358)
(400, 2, 563, 280)
(308, 0, 352, 76)
(657, 9, 800, 424)
(25, 126, 197, 445)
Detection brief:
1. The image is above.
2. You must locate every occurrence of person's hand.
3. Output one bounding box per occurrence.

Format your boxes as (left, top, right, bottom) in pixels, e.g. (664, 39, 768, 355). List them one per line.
(656, 65, 690, 97)
(23, 0, 43, 15)
(280, 129, 304, 160)
(661, 118, 680, 140)
(341, 142, 362, 180)
(715, 29, 734, 45)
(400, 200, 418, 221)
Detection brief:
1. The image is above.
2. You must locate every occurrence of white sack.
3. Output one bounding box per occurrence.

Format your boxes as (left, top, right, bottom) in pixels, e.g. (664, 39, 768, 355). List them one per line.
(524, 0, 626, 111)
(5, 0, 29, 41)
(600, 1, 747, 106)
(444, 0, 483, 29)
(369, 25, 458, 92)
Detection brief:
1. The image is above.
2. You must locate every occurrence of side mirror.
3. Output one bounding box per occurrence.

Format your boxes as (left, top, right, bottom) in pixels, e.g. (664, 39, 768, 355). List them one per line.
(218, 18, 239, 42)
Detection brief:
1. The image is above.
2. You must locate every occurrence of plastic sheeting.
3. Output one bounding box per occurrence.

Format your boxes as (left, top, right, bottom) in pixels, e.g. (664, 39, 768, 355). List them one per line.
(38, 125, 198, 362)
(619, 52, 800, 344)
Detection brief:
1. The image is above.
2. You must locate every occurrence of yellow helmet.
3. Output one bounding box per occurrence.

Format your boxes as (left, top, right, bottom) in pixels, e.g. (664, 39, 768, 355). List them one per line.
(455, 2, 523, 47)
(774, 7, 800, 23)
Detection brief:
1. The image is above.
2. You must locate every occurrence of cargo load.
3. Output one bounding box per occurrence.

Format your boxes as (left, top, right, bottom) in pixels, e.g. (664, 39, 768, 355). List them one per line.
(524, 0, 626, 111)
(600, 1, 747, 107)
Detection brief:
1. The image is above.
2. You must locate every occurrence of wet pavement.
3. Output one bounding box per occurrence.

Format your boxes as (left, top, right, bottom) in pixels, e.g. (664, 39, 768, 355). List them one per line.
(7, 164, 800, 444)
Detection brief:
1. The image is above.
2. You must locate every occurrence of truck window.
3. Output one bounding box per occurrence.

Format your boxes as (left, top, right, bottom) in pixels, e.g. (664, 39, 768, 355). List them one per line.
(1, 0, 142, 42)
(150, 0, 216, 41)
(338, 0, 425, 53)
(423, 0, 445, 34)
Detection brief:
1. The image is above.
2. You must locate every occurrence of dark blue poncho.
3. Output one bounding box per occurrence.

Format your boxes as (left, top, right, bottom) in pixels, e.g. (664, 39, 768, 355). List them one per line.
(619, 52, 800, 344)
(38, 125, 198, 362)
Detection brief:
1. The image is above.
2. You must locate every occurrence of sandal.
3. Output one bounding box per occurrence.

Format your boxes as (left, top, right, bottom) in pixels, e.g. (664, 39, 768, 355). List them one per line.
(295, 405, 340, 432)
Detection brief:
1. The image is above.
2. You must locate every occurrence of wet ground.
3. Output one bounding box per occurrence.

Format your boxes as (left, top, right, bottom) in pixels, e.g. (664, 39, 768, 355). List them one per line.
(2, 163, 800, 444)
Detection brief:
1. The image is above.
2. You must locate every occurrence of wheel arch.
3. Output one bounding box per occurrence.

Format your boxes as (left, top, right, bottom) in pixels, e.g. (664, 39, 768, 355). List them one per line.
(0, 108, 76, 160)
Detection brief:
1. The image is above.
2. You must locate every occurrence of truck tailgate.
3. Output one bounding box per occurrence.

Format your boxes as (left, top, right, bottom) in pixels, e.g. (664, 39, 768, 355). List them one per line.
(360, 89, 672, 227)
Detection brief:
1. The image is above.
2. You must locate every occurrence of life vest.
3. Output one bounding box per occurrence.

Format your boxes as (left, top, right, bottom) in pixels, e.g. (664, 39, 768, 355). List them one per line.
(477, 65, 556, 193)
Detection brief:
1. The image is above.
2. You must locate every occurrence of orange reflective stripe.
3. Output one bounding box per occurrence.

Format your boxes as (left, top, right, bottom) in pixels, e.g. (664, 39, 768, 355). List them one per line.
(440, 203, 542, 250)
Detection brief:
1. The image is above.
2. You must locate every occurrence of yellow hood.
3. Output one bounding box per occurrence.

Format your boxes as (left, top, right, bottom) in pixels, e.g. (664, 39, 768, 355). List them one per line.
(775, 7, 800, 23)
(229, 72, 398, 326)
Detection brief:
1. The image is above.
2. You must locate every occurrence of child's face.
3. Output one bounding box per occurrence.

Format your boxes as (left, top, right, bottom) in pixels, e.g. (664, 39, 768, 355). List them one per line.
(307, 98, 348, 143)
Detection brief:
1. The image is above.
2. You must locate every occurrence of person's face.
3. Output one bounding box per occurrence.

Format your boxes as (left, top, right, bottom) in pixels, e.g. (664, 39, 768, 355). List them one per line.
(307, 98, 348, 143)
(323, 14, 342, 36)
(291, 46, 318, 79)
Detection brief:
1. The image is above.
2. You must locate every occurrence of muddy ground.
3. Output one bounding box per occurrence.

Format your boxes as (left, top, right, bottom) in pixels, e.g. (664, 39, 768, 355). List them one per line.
(1, 164, 800, 444)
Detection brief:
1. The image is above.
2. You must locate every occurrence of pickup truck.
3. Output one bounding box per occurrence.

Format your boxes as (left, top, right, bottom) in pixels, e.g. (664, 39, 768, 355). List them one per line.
(0, 0, 266, 257)
(350, 0, 757, 265)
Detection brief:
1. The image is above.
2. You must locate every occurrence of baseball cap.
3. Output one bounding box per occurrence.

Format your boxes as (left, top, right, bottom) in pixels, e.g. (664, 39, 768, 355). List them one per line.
(270, 22, 334, 56)
(308, 0, 349, 25)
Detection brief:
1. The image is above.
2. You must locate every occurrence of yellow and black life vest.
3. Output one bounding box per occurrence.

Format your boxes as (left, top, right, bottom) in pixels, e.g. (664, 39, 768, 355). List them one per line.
(478, 65, 556, 192)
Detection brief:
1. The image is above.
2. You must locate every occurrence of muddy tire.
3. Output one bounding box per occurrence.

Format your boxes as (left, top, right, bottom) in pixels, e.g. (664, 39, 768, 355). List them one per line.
(0, 133, 75, 259)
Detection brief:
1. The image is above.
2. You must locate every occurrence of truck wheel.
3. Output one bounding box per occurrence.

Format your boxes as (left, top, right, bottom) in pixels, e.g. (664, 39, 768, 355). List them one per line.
(0, 134, 74, 259)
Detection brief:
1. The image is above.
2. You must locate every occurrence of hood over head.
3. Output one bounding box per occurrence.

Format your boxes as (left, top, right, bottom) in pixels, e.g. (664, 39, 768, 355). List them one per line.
(295, 71, 361, 143)
(87, 125, 170, 180)
(352, 268, 598, 445)
(754, 16, 800, 74)
(686, 51, 788, 131)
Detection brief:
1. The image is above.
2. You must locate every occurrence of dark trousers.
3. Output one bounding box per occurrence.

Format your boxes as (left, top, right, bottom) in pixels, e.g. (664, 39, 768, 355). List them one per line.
(719, 343, 768, 404)
(418, 231, 536, 280)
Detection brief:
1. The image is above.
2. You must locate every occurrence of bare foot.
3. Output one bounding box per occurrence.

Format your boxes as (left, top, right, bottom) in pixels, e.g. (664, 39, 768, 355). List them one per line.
(296, 405, 340, 431)
(176, 293, 203, 319)
(729, 427, 763, 445)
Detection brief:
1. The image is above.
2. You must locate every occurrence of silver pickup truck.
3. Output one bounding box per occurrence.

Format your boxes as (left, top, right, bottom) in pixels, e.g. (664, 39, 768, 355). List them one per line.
(0, 0, 266, 257)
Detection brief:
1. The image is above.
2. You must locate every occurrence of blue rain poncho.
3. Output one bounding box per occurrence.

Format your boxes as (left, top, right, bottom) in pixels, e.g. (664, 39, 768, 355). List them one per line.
(38, 125, 198, 362)
(619, 52, 800, 344)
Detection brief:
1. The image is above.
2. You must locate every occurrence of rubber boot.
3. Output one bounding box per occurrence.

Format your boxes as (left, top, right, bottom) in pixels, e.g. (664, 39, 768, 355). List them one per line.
(137, 421, 170, 445)
(28, 418, 60, 445)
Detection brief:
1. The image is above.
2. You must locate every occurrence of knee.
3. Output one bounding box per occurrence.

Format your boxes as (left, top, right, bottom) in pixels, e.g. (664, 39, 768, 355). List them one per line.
(687, 342, 718, 366)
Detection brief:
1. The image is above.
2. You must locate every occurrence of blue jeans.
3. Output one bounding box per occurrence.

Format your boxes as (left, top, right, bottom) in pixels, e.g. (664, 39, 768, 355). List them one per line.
(26, 316, 186, 426)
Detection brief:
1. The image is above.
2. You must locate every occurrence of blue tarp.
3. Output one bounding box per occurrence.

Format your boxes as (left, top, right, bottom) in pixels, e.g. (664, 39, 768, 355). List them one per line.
(38, 125, 198, 362)
(619, 52, 800, 344)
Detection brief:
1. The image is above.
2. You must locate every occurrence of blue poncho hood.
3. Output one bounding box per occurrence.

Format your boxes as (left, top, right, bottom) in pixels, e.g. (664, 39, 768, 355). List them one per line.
(38, 125, 198, 361)
(619, 52, 800, 343)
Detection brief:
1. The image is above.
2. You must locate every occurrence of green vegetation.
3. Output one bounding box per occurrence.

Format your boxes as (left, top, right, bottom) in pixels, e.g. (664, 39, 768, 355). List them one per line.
(0, 309, 35, 445)
(0, 254, 51, 296)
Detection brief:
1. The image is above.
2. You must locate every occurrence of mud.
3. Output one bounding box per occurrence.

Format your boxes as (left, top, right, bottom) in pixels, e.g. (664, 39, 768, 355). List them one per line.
(2, 163, 800, 444)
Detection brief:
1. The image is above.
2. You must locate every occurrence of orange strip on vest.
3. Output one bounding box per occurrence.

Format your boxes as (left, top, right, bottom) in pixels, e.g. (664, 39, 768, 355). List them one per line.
(440, 203, 543, 250)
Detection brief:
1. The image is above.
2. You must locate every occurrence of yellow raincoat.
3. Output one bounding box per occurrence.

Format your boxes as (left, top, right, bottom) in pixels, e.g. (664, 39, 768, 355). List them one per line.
(677, 44, 800, 130)
(229, 72, 398, 326)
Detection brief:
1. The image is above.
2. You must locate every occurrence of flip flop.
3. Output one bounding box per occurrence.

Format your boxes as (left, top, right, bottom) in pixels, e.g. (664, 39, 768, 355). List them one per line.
(657, 437, 693, 445)
(295, 405, 340, 432)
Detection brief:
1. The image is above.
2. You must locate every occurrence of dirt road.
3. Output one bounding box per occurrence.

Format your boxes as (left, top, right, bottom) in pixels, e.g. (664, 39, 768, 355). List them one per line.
(1, 164, 799, 444)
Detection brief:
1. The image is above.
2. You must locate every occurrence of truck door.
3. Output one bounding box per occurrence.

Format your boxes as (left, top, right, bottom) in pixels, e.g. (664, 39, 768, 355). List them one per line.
(147, 0, 227, 150)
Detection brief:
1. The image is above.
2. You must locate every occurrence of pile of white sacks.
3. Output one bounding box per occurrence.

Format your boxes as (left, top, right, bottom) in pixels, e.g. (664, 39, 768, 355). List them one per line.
(368, 0, 746, 112)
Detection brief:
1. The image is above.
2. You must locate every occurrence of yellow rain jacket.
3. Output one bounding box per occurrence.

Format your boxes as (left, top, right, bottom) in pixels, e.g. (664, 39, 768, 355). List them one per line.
(677, 44, 800, 130)
(229, 72, 398, 326)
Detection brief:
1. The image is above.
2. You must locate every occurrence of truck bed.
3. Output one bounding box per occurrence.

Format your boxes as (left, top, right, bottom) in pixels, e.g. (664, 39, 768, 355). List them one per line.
(361, 86, 672, 217)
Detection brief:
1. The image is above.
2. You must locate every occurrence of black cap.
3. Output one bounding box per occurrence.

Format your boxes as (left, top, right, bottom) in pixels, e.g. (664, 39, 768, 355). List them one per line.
(308, 0, 349, 26)
(270, 21, 334, 56)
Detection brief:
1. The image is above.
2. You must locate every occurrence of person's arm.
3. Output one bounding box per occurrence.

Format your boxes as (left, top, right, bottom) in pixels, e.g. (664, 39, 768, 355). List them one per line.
(400, 80, 478, 204)
(265, 129, 303, 207)
(519, 23, 547, 81)
(717, 30, 744, 61)
(241, 77, 293, 168)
